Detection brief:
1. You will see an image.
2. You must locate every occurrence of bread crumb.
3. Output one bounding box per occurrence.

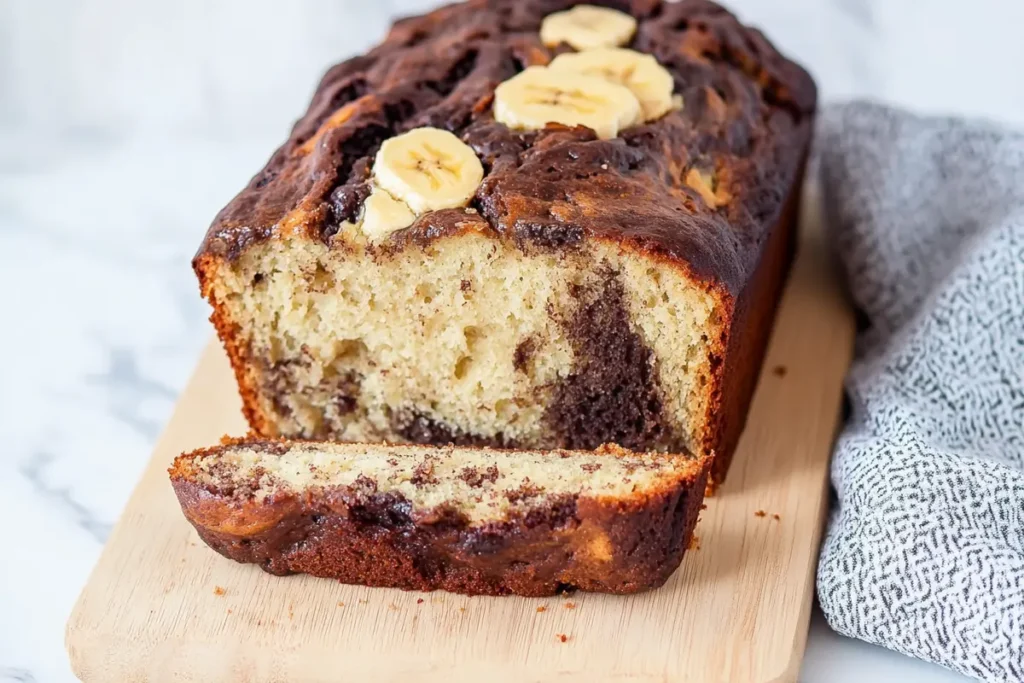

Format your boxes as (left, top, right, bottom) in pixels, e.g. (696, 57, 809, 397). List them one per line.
(700, 503, 707, 510)
(687, 534, 701, 551)
(755, 510, 767, 517)
(337, 602, 345, 607)
(772, 513, 781, 521)
(557, 633, 569, 643)
(388, 603, 398, 611)
(459, 607, 466, 613)
(359, 599, 368, 604)
(417, 598, 424, 604)
(213, 586, 226, 596)
(564, 602, 576, 610)
(227, 609, 233, 614)
(536, 605, 547, 613)
(773, 365, 787, 377)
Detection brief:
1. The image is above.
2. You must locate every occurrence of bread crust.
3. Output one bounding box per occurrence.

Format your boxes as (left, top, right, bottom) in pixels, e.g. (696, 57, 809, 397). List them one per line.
(192, 0, 817, 482)
(170, 439, 710, 596)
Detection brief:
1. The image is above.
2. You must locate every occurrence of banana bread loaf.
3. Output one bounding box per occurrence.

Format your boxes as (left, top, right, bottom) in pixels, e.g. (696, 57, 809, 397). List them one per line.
(193, 0, 816, 483)
(169, 439, 710, 595)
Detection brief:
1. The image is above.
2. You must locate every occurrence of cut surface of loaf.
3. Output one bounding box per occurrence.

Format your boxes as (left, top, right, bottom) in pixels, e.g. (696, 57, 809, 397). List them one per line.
(170, 439, 710, 595)
(194, 0, 817, 482)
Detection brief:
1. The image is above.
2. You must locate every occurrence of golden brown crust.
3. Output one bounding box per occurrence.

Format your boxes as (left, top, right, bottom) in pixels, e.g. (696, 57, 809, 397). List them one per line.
(169, 440, 710, 596)
(194, 254, 277, 437)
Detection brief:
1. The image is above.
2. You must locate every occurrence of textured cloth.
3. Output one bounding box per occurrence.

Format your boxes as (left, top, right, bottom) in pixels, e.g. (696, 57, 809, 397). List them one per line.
(815, 101, 1024, 682)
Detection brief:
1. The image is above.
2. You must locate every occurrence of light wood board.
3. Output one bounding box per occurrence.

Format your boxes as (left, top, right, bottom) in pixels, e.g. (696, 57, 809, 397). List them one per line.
(66, 194, 853, 682)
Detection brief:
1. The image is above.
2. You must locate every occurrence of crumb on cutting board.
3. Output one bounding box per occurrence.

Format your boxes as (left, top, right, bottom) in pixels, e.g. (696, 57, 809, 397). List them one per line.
(687, 534, 701, 551)
(213, 586, 226, 596)
(773, 365, 787, 377)
(556, 633, 569, 643)
(773, 513, 781, 521)
(536, 605, 547, 613)
(337, 602, 345, 607)
(417, 598, 424, 604)
(755, 510, 767, 517)
(564, 602, 576, 610)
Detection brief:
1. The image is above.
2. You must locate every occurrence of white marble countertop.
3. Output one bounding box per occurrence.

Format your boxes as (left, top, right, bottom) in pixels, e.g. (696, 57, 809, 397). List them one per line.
(2, 1, 1022, 681)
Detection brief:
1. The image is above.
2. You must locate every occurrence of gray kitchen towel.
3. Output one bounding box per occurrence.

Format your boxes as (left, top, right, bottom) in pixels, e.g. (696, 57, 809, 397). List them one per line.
(815, 101, 1024, 682)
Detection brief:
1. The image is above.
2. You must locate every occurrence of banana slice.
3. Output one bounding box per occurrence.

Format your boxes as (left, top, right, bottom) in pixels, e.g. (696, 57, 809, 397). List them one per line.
(685, 168, 729, 209)
(540, 5, 637, 50)
(549, 47, 676, 121)
(493, 66, 640, 140)
(372, 127, 484, 215)
(360, 188, 417, 241)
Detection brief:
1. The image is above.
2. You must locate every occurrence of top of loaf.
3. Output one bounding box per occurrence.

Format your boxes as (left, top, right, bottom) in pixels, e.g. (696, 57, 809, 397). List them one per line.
(196, 0, 816, 296)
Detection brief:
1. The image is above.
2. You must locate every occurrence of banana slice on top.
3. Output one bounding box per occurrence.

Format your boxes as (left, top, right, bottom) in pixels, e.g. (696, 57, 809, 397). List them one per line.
(549, 47, 677, 121)
(494, 65, 641, 140)
(360, 188, 417, 241)
(540, 5, 637, 50)
(373, 127, 484, 215)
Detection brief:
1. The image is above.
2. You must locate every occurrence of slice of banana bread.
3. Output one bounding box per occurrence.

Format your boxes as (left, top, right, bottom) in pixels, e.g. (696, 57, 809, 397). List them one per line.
(193, 0, 816, 483)
(169, 439, 709, 596)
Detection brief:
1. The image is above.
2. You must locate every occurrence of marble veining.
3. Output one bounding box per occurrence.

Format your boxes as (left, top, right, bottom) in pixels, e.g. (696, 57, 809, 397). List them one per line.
(2, 0, 1021, 681)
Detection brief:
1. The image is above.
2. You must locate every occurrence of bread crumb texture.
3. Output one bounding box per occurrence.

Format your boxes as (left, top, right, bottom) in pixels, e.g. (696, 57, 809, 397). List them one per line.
(183, 440, 699, 525)
(210, 234, 720, 453)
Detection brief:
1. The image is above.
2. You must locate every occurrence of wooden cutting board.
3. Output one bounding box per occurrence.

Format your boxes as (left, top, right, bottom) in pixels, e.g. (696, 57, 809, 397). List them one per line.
(66, 192, 853, 683)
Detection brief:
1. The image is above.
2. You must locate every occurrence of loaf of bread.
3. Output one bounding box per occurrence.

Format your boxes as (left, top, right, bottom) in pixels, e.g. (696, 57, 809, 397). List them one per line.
(169, 439, 709, 595)
(193, 0, 816, 484)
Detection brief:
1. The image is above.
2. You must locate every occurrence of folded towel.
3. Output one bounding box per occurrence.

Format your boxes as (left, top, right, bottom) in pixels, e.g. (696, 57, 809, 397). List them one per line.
(816, 101, 1024, 682)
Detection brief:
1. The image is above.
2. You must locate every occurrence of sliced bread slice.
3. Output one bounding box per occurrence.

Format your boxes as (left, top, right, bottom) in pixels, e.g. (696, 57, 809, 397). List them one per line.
(169, 438, 709, 596)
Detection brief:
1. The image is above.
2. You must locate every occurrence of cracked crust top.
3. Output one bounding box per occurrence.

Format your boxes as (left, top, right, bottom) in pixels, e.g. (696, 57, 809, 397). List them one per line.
(194, 0, 816, 298)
